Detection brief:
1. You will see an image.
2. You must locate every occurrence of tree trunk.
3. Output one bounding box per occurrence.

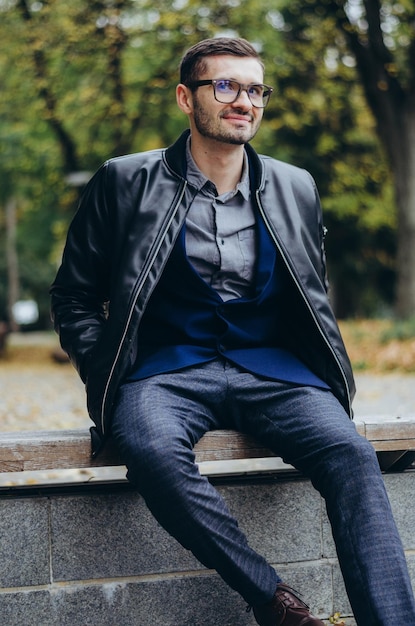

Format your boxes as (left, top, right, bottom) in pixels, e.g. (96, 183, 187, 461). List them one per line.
(5, 197, 19, 332)
(18, 0, 80, 174)
(394, 101, 415, 317)
(330, 0, 415, 318)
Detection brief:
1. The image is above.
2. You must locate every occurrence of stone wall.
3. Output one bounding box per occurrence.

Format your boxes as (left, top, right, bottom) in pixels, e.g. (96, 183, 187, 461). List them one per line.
(0, 472, 414, 625)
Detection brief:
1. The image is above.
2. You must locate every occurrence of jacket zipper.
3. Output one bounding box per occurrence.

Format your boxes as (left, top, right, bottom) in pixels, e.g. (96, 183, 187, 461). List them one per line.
(99, 180, 188, 434)
(255, 190, 352, 418)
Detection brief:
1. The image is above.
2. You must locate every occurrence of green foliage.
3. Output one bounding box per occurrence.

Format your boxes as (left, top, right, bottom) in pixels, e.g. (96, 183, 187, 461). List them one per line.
(257, 1, 397, 316)
(0, 0, 409, 324)
(381, 316, 415, 342)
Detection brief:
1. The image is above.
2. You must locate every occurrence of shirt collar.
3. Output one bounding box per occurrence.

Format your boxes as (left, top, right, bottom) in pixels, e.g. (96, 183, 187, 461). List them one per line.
(185, 136, 250, 201)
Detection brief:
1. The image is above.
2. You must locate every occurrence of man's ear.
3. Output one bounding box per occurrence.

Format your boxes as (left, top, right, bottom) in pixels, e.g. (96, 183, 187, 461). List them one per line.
(176, 83, 193, 115)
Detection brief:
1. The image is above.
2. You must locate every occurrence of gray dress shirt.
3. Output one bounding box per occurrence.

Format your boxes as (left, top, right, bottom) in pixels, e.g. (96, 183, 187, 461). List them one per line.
(185, 140, 257, 301)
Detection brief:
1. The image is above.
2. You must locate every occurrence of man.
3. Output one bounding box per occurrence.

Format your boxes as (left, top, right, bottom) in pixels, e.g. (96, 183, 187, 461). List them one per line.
(50, 38, 415, 625)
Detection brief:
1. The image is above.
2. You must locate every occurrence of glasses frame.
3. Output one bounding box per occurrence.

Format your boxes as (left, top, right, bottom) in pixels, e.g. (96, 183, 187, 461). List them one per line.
(187, 79, 273, 108)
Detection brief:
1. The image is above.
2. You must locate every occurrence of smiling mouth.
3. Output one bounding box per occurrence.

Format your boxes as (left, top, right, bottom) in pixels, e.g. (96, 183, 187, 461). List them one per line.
(222, 114, 253, 123)
(221, 106, 254, 120)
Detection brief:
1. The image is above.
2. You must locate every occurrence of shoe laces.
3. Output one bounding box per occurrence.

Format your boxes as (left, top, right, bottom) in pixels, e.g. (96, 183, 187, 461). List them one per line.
(246, 584, 310, 613)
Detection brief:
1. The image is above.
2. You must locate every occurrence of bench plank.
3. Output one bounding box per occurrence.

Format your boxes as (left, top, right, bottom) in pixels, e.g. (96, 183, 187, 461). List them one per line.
(365, 421, 415, 441)
(0, 417, 414, 477)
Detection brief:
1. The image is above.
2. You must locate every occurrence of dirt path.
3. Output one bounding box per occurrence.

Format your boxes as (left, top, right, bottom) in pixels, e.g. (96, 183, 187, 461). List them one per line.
(1, 363, 414, 432)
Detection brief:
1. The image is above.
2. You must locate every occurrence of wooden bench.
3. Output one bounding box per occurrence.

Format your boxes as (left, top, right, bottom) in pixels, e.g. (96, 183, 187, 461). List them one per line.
(0, 415, 414, 489)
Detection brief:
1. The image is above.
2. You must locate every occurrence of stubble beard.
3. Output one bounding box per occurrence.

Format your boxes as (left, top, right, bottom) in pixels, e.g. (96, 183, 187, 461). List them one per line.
(192, 97, 260, 146)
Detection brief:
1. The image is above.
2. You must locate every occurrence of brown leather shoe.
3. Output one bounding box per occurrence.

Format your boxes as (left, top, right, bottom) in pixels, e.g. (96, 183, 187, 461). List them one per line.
(251, 583, 325, 626)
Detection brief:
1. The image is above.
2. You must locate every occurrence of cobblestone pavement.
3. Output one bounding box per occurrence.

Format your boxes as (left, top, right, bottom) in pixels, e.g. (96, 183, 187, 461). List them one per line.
(352, 371, 414, 418)
(0, 334, 414, 433)
(0, 363, 89, 432)
(0, 332, 90, 432)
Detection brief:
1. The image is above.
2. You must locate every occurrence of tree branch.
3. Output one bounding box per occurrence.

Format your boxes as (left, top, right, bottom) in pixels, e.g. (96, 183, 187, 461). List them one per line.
(17, 0, 80, 173)
(327, 0, 407, 163)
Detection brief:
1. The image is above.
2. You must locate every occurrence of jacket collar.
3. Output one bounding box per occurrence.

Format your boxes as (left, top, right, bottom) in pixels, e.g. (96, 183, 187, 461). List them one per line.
(164, 129, 264, 191)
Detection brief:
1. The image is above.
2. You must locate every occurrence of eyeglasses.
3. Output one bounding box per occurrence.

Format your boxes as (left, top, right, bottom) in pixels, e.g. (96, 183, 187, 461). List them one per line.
(188, 79, 273, 108)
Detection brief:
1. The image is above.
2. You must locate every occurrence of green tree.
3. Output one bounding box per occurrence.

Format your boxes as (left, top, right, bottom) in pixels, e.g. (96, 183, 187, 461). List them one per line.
(336, 0, 415, 319)
(0, 0, 403, 324)
(273, 0, 415, 317)
(0, 0, 277, 325)
(260, 2, 396, 316)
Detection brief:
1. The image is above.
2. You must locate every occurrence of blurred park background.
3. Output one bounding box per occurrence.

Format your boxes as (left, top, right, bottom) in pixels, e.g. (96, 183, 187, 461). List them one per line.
(1, 1, 415, 373)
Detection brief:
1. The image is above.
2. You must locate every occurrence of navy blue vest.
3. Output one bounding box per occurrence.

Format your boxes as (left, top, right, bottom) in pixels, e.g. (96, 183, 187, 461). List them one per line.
(128, 215, 328, 389)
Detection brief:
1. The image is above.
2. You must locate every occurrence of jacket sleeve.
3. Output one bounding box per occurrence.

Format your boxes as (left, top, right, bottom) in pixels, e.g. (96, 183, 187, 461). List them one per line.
(50, 163, 113, 383)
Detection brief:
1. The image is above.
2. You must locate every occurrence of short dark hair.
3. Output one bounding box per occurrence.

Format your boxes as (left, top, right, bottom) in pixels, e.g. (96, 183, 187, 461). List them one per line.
(179, 37, 264, 86)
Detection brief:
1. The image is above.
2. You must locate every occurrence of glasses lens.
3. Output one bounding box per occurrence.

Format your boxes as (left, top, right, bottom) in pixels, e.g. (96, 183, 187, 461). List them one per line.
(214, 80, 239, 103)
(247, 85, 266, 107)
(261, 88, 272, 107)
(213, 80, 271, 107)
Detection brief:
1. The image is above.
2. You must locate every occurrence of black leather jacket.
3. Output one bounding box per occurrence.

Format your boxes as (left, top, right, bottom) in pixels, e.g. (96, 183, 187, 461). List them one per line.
(50, 130, 355, 455)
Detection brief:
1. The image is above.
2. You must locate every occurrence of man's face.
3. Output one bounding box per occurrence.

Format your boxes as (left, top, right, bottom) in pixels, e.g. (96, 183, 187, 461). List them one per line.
(190, 55, 265, 146)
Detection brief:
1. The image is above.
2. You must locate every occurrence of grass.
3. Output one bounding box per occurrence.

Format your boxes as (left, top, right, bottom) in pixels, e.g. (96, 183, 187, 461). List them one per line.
(339, 318, 415, 373)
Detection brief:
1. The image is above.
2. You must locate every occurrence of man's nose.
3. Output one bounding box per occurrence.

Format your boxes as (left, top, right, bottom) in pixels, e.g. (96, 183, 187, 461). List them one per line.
(231, 88, 253, 108)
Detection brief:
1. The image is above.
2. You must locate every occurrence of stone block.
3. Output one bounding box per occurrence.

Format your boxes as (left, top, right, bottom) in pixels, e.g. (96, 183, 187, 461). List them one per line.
(270, 561, 333, 619)
(0, 576, 252, 626)
(384, 473, 415, 550)
(321, 505, 336, 559)
(50, 492, 202, 582)
(332, 562, 352, 617)
(321, 472, 415, 558)
(0, 497, 50, 587)
(0, 569, 250, 625)
(223, 479, 323, 563)
(50, 478, 324, 583)
(43, 563, 333, 625)
(407, 553, 415, 593)
(0, 590, 53, 626)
